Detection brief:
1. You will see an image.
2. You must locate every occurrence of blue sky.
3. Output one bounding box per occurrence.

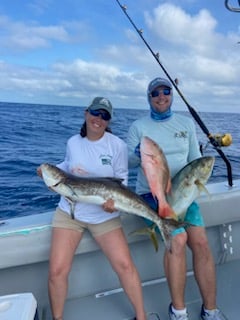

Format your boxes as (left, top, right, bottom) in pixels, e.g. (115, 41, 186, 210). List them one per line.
(0, 0, 239, 112)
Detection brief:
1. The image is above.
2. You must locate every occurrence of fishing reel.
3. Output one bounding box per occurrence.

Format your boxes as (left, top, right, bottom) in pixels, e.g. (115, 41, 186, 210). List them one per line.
(200, 133, 232, 155)
(210, 133, 233, 147)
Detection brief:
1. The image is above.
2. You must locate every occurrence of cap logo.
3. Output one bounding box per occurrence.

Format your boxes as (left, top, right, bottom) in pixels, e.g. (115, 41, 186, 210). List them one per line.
(99, 98, 111, 107)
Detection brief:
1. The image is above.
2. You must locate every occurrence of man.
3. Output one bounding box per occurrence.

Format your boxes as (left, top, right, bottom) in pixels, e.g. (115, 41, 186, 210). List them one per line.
(127, 77, 228, 320)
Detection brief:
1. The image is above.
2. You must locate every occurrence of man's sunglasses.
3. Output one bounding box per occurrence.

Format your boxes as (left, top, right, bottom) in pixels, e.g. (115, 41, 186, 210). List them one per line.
(150, 88, 171, 97)
(88, 109, 111, 121)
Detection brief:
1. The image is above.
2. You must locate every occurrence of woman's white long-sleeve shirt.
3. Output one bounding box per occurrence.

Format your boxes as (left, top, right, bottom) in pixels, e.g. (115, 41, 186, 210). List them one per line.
(57, 132, 128, 223)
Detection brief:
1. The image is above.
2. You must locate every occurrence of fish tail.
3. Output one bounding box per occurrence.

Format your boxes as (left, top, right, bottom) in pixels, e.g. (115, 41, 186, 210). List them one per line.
(129, 221, 173, 252)
(129, 224, 159, 252)
(155, 220, 172, 251)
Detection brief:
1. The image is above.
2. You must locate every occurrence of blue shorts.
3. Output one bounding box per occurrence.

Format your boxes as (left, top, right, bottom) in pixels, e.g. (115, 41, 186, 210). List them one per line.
(140, 193, 205, 236)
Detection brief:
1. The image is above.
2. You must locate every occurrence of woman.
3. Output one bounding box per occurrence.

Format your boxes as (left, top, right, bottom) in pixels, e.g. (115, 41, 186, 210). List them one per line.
(38, 97, 146, 320)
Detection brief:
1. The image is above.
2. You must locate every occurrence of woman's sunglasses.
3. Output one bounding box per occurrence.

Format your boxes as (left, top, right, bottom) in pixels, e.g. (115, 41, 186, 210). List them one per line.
(88, 109, 111, 121)
(150, 88, 171, 97)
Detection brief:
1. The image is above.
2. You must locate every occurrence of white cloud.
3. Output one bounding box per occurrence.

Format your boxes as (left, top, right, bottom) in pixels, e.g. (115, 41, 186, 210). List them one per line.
(141, 3, 240, 112)
(0, 2, 239, 112)
(145, 4, 221, 55)
(0, 15, 89, 51)
(0, 58, 148, 107)
(28, 0, 53, 15)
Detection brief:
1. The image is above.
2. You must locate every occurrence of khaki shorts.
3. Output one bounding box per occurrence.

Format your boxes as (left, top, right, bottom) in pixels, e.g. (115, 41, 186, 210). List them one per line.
(52, 207, 122, 237)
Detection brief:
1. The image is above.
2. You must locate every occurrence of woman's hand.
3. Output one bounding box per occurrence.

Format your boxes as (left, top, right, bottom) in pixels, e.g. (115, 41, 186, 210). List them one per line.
(102, 199, 116, 213)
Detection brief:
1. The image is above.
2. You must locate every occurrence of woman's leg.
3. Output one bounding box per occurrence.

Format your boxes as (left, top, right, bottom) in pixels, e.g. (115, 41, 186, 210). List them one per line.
(48, 227, 83, 319)
(95, 227, 146, 320)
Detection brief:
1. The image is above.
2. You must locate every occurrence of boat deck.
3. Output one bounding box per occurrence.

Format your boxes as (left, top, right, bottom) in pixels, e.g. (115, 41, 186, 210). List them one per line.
(43, 259, 239, 320)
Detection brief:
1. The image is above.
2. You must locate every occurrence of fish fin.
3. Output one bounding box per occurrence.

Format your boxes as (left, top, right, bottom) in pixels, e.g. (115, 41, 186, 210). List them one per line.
(195, 180, 211, 198)
(66, 198, 76, 219)
(129, 225, 159, 252)
(90, 176, 124, 185)
(129, 227, 152, 236)
(104, 177, 124, 184)
(149, 228, 159, 252)
(75, 176, 124, 186)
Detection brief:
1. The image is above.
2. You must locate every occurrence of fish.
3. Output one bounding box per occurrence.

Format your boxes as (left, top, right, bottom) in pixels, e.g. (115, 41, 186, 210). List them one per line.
(167, 156, 215, 221)
(140, 136, 176, 220)
(39, 163, 189, 251)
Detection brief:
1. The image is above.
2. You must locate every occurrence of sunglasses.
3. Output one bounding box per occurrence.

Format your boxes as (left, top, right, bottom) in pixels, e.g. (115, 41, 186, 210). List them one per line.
(88, 109, 111, 121)
(150, 88, 171, 97)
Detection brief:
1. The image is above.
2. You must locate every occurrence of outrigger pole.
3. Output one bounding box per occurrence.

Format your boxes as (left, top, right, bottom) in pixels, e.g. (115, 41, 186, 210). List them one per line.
(225, 0, 240, 12)
(115, 0, 233, 186)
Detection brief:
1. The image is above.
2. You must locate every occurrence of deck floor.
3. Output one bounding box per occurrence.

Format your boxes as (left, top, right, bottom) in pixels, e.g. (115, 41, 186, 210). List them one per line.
(42, 259, 239, 320)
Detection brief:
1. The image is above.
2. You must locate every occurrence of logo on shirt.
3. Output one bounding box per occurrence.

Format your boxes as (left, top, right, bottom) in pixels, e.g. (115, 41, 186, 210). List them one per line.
(174, 131, 188, 139)
(100, 154, 112, 166)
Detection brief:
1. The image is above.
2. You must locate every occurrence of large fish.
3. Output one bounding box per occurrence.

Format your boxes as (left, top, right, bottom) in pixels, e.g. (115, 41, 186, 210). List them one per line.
(39, 163, 188, 251)
(140, 136, 176, 219)
(167, 156, 215, 221)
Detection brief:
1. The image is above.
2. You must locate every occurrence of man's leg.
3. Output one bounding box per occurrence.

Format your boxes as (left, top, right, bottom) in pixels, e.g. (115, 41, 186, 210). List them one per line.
(187, 226, 217, 309)
(164, 232, 188, 310)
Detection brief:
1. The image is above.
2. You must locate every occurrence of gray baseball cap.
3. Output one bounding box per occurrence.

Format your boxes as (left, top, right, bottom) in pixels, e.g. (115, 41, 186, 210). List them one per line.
(87, 97, 113, 118)
(147, 77, 172, 95)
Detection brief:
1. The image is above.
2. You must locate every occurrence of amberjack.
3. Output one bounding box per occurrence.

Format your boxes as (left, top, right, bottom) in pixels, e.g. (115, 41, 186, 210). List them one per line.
(140, 136, 176, 220)
(40, 163, 188, 251)
(167, 156, 215, 220)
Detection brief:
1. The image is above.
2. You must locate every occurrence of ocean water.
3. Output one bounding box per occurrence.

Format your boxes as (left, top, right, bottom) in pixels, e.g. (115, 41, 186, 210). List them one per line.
(0, 102, 239, 220)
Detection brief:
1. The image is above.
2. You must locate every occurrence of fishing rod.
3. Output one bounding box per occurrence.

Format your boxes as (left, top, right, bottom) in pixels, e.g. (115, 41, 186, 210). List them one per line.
(115, 0, 233, 186)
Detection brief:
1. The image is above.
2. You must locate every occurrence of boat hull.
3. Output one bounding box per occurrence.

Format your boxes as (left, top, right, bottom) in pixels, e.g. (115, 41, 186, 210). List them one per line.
(1, 179, 240, 319)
